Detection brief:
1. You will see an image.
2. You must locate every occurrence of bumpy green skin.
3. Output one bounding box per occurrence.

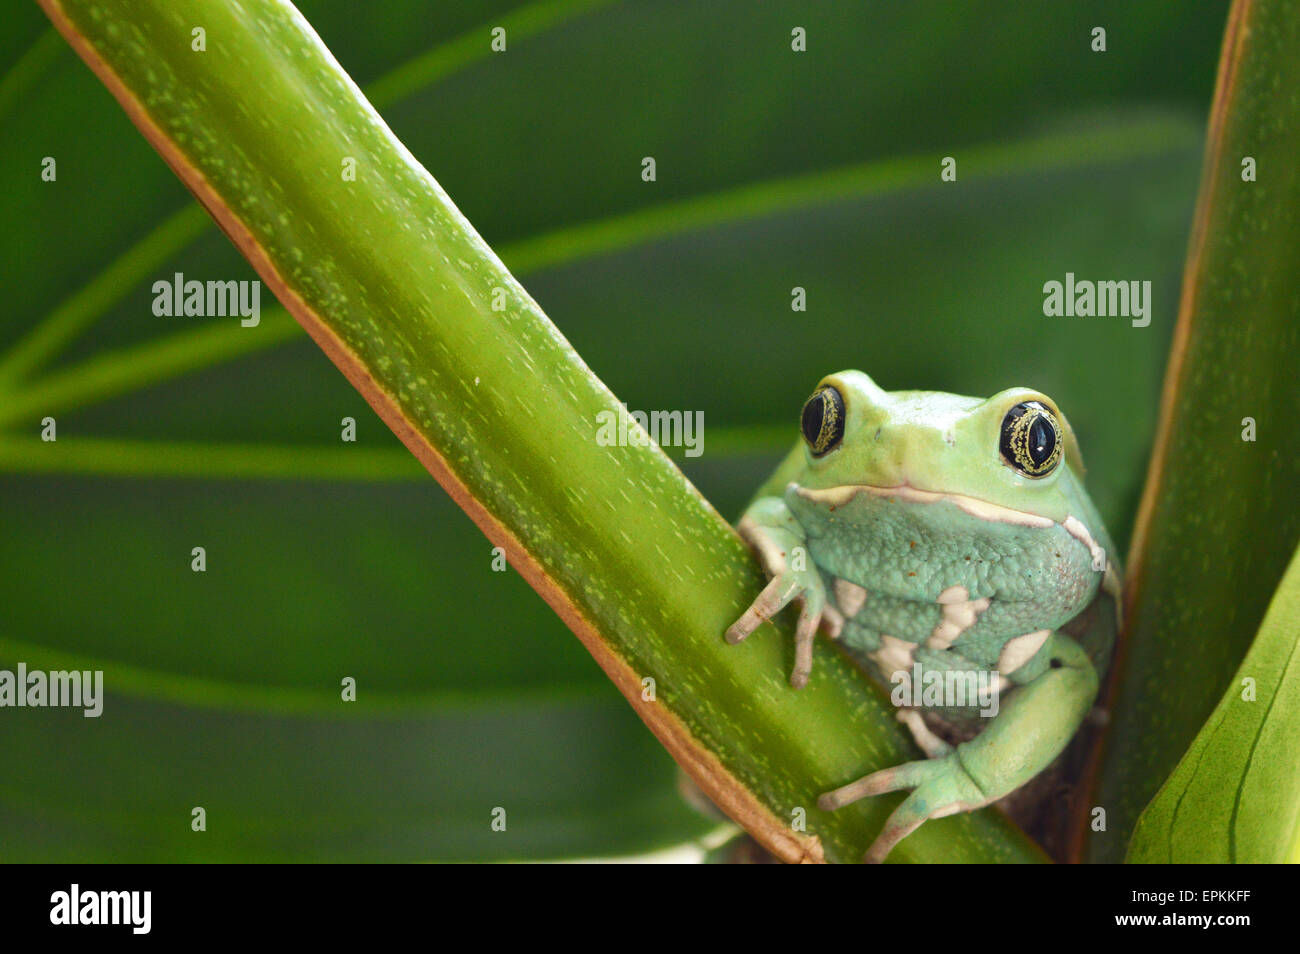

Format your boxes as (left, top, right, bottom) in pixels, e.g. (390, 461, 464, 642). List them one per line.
(727, 371, 1120, 862)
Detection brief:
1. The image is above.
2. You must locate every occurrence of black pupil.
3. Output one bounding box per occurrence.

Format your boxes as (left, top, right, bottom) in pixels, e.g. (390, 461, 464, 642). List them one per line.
(801, 386, 845, 455)
(1027, 416, 1054, 465)
(1000, 401, 1060, 476)
(801, 394, 826, 445)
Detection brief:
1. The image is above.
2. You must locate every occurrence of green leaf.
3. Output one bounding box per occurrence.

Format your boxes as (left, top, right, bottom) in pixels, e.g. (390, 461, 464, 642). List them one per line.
(0, 474, 718, 859)
(0, 688, 713, 862)
(1126, 544, 1300, 863)
(1080, 0, 1300, 862)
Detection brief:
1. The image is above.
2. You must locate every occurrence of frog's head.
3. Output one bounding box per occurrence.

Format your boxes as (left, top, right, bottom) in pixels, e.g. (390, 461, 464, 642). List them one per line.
(785, 369, 1111, 606)
(785, 370, 1113, 623)
(792, 370, 1085, 523)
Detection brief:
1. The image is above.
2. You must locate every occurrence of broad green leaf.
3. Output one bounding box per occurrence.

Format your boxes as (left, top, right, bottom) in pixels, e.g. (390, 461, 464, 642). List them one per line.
(1127, 544, 1300, 863)
(1081, 0, 1300, 862)
(3, 0, 1232, 860)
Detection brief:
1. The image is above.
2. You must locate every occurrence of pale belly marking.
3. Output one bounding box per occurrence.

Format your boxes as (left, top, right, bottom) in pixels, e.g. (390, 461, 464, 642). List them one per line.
(833, 577, 868, 618)
(997, 629, 1051, 675)
(868, 633, 917, 683)
(925, 584, 991, 651)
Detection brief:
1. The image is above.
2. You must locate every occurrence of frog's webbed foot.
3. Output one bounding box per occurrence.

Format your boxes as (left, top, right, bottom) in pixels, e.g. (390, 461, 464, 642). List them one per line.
(726, 515, 829, 689)
(818, 755, 987, 863)
(725, 570, 826, 688)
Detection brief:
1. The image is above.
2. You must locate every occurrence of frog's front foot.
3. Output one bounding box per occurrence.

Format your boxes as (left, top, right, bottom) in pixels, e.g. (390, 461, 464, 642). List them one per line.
(818, 755, 988, 863)
(725, 565, 827, 688)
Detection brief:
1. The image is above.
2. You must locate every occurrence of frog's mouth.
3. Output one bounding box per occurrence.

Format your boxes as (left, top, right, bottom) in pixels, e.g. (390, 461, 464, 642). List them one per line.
(791, 482, 1053, 528)
(789, 482, 1110, 574)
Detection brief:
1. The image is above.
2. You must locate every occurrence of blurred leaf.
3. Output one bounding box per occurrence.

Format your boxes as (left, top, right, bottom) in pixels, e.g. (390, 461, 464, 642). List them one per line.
(0, 689, 710, 861)
(2, 0, 1233, 860)
(1081, 0, 1300, 862)
(1126, 544, 1300, 863)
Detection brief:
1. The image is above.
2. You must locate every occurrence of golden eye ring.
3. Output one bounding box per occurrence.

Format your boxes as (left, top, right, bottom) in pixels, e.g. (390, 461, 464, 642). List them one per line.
(1000, 401, 1062, 477)
(801, 385, 846, 457)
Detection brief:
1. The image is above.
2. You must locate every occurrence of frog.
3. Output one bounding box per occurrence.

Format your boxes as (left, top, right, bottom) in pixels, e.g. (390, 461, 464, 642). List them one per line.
(725, 370, 1122, 863)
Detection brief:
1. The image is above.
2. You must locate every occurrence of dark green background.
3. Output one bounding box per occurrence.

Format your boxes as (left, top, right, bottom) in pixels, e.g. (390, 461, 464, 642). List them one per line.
(0, 1, 1228, 859)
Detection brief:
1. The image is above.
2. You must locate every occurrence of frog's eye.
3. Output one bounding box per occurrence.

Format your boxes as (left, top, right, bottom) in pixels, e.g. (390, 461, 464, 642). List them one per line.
(999, 401, 1062, 478)
(801, 385, 846, 457)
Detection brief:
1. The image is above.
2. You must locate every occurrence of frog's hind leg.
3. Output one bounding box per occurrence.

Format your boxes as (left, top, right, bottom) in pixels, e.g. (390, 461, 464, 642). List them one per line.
(820, 632, 1100, 862)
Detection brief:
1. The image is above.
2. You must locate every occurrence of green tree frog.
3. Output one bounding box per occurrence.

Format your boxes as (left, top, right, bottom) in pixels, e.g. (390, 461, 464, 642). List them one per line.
(726, 371, 1121, 862)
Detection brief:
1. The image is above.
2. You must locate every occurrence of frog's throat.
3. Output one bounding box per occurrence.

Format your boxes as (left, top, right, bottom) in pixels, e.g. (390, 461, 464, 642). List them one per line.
(789, 482, 1110, 574)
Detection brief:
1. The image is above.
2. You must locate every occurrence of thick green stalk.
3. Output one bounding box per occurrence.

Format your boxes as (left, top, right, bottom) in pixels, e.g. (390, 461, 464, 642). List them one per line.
(37, 0, 1041, 862)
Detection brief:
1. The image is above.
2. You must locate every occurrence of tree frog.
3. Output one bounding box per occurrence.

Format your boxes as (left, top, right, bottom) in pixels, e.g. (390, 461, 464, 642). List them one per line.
(725, 371, 1121, 863)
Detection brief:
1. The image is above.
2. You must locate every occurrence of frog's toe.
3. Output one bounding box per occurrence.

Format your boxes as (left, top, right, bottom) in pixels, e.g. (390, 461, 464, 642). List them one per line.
(820, 605, 844, 640)
(817, 760, 931, 810)
(789, 594, 824, 688)
(896, 708, 953, 758)
(863, 790, 933, 864)
(725, 574, 799, 644)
